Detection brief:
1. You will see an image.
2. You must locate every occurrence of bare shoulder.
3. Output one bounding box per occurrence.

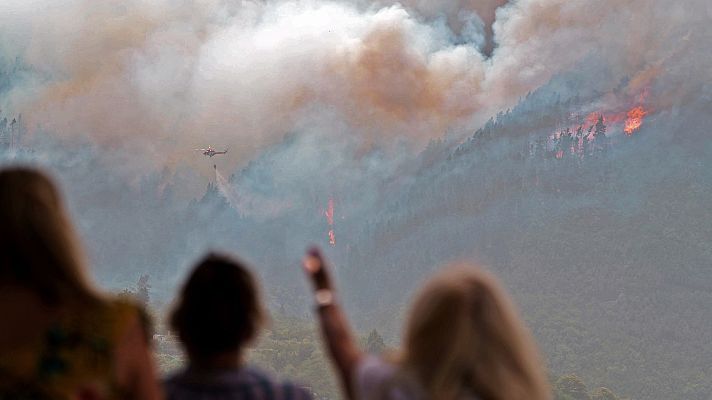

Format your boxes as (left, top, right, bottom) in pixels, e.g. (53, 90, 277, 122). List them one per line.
(111, 300, 163, 400)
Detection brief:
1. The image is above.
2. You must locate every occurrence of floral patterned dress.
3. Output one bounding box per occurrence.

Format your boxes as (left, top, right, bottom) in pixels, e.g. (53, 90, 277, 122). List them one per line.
(0, 299, 139, 400)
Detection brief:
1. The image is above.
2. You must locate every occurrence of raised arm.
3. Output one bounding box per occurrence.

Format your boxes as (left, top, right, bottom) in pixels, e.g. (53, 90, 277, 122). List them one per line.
(303, 247, 363, 399)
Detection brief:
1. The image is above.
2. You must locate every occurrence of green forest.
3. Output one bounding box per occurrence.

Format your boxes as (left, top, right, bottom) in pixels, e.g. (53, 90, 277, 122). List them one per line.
(123, 275, 630, 399)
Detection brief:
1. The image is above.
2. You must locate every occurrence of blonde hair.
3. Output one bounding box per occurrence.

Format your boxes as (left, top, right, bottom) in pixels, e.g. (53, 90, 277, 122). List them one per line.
(0, 167, 100, 305)
(401, 264, 550, 400)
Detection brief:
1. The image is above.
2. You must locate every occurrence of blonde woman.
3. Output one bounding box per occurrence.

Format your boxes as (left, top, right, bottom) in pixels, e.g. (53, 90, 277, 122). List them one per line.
(303, 248, 550, 400)
(0, 167, 162, 400)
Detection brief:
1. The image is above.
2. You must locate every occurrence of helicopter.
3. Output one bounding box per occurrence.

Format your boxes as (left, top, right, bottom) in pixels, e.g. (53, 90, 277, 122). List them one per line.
(195, 146, 228, 157)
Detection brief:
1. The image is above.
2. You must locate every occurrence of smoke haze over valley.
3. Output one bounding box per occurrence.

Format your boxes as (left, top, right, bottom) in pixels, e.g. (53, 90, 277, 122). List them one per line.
(1, 0, 711, 398)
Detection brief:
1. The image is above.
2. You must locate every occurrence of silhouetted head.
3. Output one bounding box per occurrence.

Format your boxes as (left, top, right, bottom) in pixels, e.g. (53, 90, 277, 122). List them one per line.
(170, 253, 265, 366)
(0, 167, 97, 305)
(402, 264, 550, 400)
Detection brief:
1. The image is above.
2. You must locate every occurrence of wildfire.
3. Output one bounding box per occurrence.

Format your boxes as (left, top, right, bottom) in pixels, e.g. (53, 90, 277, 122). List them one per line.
(624, 106, 648, 135)
(550, 91, 650, 156)
(585, 112, 601, 126)
(325, 198, 334, 225)
(324, 198, 335, 246)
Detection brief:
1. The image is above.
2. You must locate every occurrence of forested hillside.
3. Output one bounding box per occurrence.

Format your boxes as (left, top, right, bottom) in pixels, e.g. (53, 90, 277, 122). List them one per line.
(330, 96, 712, 399)
(146, 307, 628, 400)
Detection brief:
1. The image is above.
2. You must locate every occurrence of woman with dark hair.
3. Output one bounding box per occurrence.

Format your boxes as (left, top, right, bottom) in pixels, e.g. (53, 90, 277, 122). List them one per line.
(303, 248, 551, 400)
(164, 253, 311, 400)
(0, 167, 162, 399)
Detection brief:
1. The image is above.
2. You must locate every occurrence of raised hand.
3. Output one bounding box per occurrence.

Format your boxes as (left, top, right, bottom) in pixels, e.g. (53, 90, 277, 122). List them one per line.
(302, 246, 333, 292)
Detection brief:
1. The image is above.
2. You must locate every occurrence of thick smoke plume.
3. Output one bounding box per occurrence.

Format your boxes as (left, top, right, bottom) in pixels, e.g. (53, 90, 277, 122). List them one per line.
(1, 0, 709, 178)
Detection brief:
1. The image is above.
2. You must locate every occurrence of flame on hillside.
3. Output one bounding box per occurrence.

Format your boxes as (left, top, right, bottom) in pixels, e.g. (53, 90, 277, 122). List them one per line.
(548, 91, 652, 160)
(325, 198, 334, 225)
(325, 198, 336, 246)
(585, 112, 602, 126)
(624, 106, 648, 135)
(578, 91, 652, 136)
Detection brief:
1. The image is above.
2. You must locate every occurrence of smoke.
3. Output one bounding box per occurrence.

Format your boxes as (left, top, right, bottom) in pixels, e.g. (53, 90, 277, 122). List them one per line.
(367, 0, 510, 54)
(214, 166, 243, 215)
(487, 0, 711, 110)
(0, 0, 710, 180)
(0, 0, 484, 170)
(214, 164, 289, 218)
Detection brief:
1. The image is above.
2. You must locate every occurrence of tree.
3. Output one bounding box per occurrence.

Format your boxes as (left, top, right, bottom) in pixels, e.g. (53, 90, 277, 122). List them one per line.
(593, 115, 609, 154)
(594, 115, 607, 138)
(566, 126, 580, 155)
(590, 387, 620, 400)
(136, 274, 151, 306)
(365, 329, 386, 354)
(555, 374, 591, 400)
(118, 274, 151, 307)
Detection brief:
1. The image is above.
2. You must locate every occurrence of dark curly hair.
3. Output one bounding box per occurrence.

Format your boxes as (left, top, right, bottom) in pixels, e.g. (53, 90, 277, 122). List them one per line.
(170, 253, 265, 361)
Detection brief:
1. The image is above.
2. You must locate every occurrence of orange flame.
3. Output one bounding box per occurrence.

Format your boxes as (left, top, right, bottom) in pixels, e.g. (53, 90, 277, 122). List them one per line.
(325, 198, 335, 246)
(624, 106, 647, 135)
(604, 112, 626, 124)
(585, 112, 601, 126)
(325, 198, 334, 226)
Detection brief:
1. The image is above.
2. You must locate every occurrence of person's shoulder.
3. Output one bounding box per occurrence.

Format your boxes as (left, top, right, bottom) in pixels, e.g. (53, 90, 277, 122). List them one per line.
(61, 295, 145, 345)
(276, 380, 313, 400)
(162, 369, 230, 400)
(354, 356, 420, 400)
(86, 296, 140, 324)
(163, 366, 313, 400)
(242, 366, 313, 400)
(162, 369, 191, 396)
(103, 297, 152, 340)
(355, 355, 397, 386)
(107, 297, 146, 322)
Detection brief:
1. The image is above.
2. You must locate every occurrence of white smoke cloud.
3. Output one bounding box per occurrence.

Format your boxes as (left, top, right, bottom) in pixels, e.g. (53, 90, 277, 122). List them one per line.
(485, 0, 711, 109)
(0, 0, 709, 174)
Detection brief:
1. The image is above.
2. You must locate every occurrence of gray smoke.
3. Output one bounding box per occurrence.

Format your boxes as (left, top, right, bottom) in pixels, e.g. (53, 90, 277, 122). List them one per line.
(1, 0, 708, 186)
